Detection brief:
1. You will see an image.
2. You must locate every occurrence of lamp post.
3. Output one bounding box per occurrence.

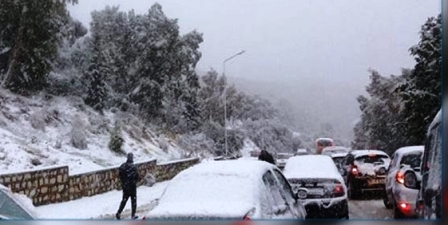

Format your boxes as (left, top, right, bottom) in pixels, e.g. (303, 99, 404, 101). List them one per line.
(223, 50, 245, 158)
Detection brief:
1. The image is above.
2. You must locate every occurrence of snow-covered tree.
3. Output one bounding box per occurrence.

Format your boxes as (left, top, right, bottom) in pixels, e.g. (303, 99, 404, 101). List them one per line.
(397, 14, 441, 145)
(83, 33, 109, 112)
(353, 69, 409, 154)
(0, 0, 78, 93)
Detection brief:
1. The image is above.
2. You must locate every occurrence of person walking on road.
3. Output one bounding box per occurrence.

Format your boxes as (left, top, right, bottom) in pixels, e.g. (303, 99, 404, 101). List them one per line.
(116, 153, 140, 220)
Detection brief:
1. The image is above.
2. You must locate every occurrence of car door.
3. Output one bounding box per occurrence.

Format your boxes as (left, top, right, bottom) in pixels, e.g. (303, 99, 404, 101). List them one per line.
(262, 170, 294, 219)
(272, 169, 306, 218)
(418, 119, 441, 219)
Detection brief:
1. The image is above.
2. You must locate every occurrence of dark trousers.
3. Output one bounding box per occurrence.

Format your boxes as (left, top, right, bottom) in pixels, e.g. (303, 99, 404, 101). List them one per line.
(117, 188, 137, 217)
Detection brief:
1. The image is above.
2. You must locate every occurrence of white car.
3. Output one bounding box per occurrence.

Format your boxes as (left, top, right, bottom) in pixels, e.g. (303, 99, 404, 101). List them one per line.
(283, 155, 349, 219)
(275, 152, 294, 169)
(145, 160, 306, 220)
(340, 150, 391, 199)
(384, 146, 424, 218)
(0, 184, 36, 219)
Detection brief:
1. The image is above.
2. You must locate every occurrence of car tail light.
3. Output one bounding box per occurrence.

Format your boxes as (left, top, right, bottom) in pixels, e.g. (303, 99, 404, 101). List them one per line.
(350, 165, 359, 176)
(333, 183, 344, 197)
(399, 202, 410, 210)
(396, 172, 404, 184)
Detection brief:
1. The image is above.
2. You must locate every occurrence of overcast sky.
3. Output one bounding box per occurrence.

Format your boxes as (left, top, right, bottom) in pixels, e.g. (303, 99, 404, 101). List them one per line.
(68, 0, 440, 84)
(68, 0, 440, 140)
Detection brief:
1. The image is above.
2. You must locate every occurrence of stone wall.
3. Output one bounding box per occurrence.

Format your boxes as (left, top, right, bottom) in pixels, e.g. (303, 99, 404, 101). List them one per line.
(0, 157, 199, 206)
(0, 166, 69, 206)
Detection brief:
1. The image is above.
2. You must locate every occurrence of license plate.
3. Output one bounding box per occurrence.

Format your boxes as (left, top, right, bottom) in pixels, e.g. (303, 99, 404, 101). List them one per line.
(368, 179, 385, 185)
(308, 188, 324, 196)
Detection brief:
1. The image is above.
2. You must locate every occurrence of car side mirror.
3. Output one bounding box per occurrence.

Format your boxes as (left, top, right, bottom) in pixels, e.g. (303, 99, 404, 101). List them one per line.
(403, 171, 420, 190)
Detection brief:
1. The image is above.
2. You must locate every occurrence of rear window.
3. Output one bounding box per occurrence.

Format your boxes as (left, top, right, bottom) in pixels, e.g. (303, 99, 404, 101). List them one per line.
(317, 140, 333, 147)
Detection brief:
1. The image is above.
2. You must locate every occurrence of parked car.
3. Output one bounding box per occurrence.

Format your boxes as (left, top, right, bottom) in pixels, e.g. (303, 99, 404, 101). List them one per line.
(295, 149, 309, 156)
(283, 155, 349, 219)
(0, 184, 36, 219)
(275, 152, 294, 169)
(144, 160, 306, 220)
(340, 150, 391, 199)
(412, 110, 442, 219)
(321, 146, 350, 156)
(383, 145, 424, 218)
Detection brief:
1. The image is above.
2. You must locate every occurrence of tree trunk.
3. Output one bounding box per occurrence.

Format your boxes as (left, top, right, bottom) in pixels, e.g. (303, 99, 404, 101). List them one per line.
(1, 9, 25, 89)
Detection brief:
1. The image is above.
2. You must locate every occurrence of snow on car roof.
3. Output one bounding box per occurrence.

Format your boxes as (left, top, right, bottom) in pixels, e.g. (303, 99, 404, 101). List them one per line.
(330, 152, 349, 158)
(394, 145, 424, 155)
(148, 160, 273, 218)
(283, 155, 343, 182)
(350, 150, 389, 158)
(323, 146, 348, 151)
(316, 137, 333, 141)
(179, 159, 275, 178)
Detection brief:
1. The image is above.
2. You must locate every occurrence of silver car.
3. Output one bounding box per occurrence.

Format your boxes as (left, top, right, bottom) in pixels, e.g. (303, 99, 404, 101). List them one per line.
(383, 146, 424, 218)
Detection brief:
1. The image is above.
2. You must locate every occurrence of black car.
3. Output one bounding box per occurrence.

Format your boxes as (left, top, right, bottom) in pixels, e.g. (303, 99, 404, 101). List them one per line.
(406, 109, 442, 219)
(340, 150, 390, 199)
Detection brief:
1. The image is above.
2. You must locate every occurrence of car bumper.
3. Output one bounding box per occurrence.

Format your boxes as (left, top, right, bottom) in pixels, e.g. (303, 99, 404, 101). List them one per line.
(301, 198, 348, 219)
(393, 184, 419, 217)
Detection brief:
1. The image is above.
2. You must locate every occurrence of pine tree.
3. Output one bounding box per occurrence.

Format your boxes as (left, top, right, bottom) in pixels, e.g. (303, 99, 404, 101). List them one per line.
(0, 0, 77, 93)
(109, 122, 125, 154)
(83, 33, 109, 112)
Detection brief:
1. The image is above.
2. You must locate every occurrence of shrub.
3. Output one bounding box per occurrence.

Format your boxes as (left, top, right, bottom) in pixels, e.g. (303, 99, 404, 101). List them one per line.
(109, 122, 125, 154)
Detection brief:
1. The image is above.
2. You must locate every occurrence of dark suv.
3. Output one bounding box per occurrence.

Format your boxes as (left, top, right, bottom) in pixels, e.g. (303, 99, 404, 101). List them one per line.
(340, 150, 391, 199)
(404, 110, 442, 219)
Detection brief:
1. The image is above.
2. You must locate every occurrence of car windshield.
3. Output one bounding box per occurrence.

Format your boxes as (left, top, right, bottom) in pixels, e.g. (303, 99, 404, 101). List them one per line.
(0, 190, 34, 219)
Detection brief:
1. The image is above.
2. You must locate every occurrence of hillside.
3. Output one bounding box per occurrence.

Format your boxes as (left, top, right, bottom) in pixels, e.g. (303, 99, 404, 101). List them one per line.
(0, 88, 187, 175)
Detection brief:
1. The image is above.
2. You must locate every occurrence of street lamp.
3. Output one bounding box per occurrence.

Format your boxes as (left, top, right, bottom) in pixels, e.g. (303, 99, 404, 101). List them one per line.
(223, 50, 245, 158)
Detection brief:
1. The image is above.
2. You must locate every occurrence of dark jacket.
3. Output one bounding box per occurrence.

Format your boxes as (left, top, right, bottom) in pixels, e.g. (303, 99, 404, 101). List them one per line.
(118, 161, 139, 191)
(258, 150, 276, 165)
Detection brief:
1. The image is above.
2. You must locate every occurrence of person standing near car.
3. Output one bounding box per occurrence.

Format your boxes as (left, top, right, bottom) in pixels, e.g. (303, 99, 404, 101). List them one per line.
(116, 153, 140, 220)
(258, 149, 276, 165)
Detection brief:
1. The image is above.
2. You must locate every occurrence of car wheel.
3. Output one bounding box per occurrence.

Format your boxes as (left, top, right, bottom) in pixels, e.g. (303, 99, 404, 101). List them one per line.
(348, 181, 358, 200)
(383, 193, 393, 209)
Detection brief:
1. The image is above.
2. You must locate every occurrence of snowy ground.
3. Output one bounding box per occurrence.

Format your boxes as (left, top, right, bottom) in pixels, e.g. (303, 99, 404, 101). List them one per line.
(0, 88, 186, 175)
(35, 181, 170, 219)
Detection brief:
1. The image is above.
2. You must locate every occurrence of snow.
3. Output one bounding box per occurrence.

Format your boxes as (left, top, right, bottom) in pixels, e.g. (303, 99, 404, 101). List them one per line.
(0, 88, 186, 175)
(283, 155, 343, 182)
(394, 145, 424, 155)
(34, 181, 169, 219)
